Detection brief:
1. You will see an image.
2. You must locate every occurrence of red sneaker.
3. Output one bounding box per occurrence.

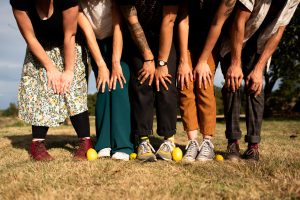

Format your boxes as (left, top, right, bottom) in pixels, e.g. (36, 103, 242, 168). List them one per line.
(30, 141, 54, 161)
(74, 138, 93, 160)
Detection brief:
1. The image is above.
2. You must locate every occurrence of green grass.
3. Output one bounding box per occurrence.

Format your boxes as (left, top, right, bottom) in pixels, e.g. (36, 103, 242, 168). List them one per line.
(0, 117, 299, 199)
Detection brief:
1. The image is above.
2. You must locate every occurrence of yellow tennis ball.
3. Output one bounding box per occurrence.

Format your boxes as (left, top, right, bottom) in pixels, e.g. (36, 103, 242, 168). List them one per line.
(87, 148, 98, 161)
(215, 154, 224, 161)
(130, 153, 137, 160)
(172, 147, 183, 161)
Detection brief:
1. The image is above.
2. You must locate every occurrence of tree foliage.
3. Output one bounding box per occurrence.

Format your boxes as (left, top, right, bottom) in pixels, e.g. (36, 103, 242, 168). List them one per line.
(264, 7, 300, 116)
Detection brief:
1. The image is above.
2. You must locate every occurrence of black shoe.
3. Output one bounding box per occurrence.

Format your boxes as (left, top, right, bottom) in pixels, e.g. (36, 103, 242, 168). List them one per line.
(226, 142, 241, 161)
(243, 147, 259, 161)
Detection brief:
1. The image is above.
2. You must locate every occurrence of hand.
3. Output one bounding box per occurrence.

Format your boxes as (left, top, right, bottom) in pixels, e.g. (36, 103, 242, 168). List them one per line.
(61, 70, 74, 94)
(246, 68, 263, 97)
(155, 66, 172, 91)
(47, 67, 62, 94)
(226, 63, 243, 92)
(96, 61, 110, 93)
(109, 62, 126, 90)
(138, 61, 155, 86)
(177, 61, 193, 90)
(193, 61, 212, 90)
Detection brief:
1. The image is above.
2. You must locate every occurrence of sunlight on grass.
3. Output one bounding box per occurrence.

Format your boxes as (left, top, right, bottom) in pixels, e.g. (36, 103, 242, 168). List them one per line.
(0, 117, 299, 199)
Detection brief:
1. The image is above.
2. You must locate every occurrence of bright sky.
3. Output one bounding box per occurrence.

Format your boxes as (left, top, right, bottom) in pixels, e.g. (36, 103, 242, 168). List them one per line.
(0, 0, 225, 109)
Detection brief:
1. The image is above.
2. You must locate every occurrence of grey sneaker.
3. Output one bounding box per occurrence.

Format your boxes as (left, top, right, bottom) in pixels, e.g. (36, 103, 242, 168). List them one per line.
(156, 140, 175, 161)
(196, 139, 215, 161)
(137, 140, 157, 162)
(182, 140, 199, 162)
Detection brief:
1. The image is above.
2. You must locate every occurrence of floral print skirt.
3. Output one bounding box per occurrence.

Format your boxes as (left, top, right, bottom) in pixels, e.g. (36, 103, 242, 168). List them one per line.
(18, 44, 88, 127)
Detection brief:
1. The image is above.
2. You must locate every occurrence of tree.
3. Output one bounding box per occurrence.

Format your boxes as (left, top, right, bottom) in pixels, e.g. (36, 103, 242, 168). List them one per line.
(2, 103, 18, 117)
(264, 7, 300, 116)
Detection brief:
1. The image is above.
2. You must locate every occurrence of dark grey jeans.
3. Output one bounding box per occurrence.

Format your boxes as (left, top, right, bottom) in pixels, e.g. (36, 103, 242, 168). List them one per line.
(220, 47, 264, 144)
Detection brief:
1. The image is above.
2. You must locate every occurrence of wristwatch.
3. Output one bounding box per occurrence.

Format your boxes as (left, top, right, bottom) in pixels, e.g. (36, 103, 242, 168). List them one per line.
(157, 60, 168, 67)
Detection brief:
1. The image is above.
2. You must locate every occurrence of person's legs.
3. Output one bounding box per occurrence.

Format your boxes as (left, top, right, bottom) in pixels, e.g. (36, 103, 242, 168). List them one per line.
(241, 52, 264, 161)
(220, 54, 242, 160)
(91, 39, 112, 155)
(178, 51, 199, 161)
(155, 43, 178, 161)
(195, 52, 217, 161)
(30, 125, 53, 161)
(70, 111, 92, 159)
(128, 42, 156, 161)
(110, 60, 134, 159)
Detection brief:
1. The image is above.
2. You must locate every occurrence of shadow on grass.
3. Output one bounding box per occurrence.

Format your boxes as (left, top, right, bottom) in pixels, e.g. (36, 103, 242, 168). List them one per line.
(5, 135, 97, 153)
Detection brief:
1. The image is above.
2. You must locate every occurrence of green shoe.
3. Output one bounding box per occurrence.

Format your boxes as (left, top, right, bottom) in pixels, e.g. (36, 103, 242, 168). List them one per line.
(156, 140, 175, 161)
(137, 140, 157, 162)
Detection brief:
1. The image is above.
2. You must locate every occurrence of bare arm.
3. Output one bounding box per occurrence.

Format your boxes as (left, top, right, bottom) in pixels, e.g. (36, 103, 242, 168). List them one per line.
(198, 0, 236, 63)
(226, 6, 251, 92)
(110, 1, 126, 90)
(12, 9, 62, 93)
(119, 5, 154, 60)
(158, 5, 178, 61)
(120, 5, 155, 86)
(246, 26, 286, 96)
(60, 5, 79, 93)
(177, 0, 193, 90)
(78, 11, 109, 93)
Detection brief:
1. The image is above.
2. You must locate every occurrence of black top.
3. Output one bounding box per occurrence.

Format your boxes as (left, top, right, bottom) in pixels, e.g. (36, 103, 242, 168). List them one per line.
(10, 0, 78, 45)
(117, 0, 182, 40)
(188, 0, 220, 55)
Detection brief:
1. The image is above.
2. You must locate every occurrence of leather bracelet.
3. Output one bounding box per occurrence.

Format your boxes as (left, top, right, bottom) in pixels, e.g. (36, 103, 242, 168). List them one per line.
(144, 58, 154, 63)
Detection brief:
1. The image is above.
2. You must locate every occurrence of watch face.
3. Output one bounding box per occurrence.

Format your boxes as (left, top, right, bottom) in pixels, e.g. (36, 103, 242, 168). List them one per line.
(159, 60, 165, 66)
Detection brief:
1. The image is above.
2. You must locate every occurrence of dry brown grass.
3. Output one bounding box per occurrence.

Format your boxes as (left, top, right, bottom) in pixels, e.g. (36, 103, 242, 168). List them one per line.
(0, 117, 299, 200)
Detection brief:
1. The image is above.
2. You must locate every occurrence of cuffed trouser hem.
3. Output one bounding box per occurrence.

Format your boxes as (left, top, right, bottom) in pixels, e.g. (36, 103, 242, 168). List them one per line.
(132, 130, 153, 136)
(225, 131, 242, 140)
(200, 127, 215, 137)
(157, 129, 177, 138)
(245, 135, 261, 143)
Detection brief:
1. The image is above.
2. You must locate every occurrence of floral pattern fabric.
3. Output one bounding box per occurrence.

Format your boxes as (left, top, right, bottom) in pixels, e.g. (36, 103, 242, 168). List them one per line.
(18, 44, 88, 127)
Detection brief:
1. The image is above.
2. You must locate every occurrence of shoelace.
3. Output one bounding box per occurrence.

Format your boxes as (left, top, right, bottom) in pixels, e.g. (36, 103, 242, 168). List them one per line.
(185, 140, 199, 157)
(159, 141, 174, 152)
(140, 141, 156, 154)
(199, 139, 214, 157)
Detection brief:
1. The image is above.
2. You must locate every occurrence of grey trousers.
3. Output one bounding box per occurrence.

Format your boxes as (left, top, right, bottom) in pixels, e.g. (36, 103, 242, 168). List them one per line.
(220, 48, 264, 144)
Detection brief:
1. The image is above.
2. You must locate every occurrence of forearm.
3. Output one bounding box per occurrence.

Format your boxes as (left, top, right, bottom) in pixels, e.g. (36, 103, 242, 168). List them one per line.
(158, 6, 178, 61)
(63, 6, 79, 72)
(178, 15, 189, 63)
(112, 1, 123, 67)
(199, 0, 236, 62)
(120, 5, 153, 60)
(254, 26, 286, 71)
(64, 34, 76, 72)
(230, 8, 250, 66)
(78, 12, 105, 68)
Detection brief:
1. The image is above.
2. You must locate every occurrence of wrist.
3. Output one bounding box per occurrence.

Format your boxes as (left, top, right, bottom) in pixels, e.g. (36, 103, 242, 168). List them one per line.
(157, 59, 168, 67)
(143, 50, 154, 61)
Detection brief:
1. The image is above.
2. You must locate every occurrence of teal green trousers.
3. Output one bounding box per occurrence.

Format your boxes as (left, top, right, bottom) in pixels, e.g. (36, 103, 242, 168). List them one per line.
(92, 37, 133, 155)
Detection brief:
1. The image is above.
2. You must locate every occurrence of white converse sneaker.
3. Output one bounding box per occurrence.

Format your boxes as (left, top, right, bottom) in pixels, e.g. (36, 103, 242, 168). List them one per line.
(196, 139, 215, 161)
(112, 152, 130, 161)
(97, 148, 111, 158)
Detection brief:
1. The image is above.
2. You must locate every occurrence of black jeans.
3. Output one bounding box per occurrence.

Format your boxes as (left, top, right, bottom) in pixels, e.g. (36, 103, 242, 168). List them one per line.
(125, 40, 177, 137)
(220, 47, 264, 144)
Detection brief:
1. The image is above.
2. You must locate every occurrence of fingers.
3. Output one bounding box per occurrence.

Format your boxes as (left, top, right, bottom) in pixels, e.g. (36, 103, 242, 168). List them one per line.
(230, 77, 235, 92)
(156, 78, 160, 92)
(149, 73, 154, 86)
(189, 72, 193, 82)
(118, 76, 123, 89)
(140, 73, 149, 85)
(121, 74, 126, 84)
(109, 78, 113, 91)
(102, 81, 106, 93)
(255, 84, 262, 97)
(160, 78, 169, 91)
(138, 71, 147, 82)
(198, 74, 202, 89)
(184, 75, 189, 89)
(96, 79, 102, 91)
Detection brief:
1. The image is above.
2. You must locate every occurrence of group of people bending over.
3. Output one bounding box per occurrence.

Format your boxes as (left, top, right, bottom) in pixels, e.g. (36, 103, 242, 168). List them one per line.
(10, 0, 298, 162)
